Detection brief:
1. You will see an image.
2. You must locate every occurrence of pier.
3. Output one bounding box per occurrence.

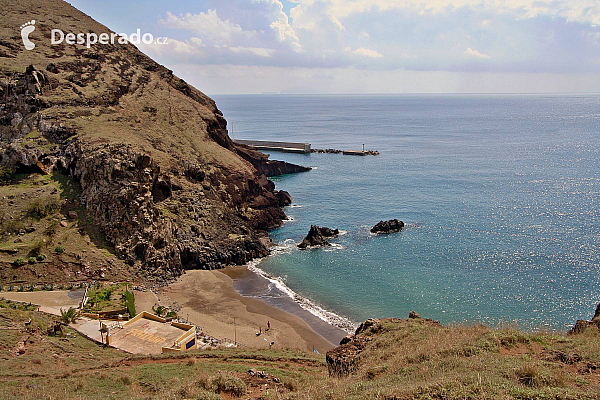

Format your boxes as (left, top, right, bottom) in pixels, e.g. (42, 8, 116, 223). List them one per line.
(234, 139, 379, 156)
(234, 139, 311, 154)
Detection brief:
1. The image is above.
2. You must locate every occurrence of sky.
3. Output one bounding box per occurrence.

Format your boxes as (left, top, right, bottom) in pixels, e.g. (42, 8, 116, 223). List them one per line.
(68, 0, 600, 94)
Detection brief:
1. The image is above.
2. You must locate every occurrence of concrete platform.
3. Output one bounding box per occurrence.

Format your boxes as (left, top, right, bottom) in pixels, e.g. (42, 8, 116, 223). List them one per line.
(110, 318, 184, 354)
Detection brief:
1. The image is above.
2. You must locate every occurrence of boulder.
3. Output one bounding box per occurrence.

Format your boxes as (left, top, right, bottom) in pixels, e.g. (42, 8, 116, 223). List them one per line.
(370, 219, 404, 234)
(298, 225, 339, 249)
(408, 311, 422, 319)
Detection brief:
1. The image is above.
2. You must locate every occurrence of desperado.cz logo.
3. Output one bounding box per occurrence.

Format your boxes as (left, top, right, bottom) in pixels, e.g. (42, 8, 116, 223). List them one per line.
(19, 20, 167, 50)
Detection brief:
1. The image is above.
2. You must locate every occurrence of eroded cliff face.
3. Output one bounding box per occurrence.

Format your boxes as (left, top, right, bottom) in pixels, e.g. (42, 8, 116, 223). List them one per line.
(0, 0, 305, 282)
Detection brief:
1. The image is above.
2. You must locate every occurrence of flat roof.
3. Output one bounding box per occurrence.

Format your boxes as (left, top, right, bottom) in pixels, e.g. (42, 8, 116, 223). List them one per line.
(110, 317, 188, 354)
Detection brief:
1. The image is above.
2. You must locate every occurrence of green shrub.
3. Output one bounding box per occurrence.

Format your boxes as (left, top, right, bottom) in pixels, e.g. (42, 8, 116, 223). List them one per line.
(54, 245, 66, 253)
(0, 166, 14, 185)
(196, 390, 223, 400)
(13, 257, 26, 266)
(153, 305, 167, 317)
(27, 257, 36, 264)
(27, 197, 61, 219)
(60, 307, 79, 324)
(36, 254, 47, 261)
(124, 291, 136, 318)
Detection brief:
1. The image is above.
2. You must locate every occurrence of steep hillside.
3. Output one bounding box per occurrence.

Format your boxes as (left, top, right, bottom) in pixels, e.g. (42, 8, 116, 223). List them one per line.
(0, 0, 307, 283)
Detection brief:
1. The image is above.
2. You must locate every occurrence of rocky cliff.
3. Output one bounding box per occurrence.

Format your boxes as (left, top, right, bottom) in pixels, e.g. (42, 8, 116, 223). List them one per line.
(0, 0, 307, 283)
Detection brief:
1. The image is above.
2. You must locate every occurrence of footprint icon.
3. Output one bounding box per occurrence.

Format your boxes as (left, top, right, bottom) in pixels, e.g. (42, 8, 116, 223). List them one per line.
(20, 20, 36, 50)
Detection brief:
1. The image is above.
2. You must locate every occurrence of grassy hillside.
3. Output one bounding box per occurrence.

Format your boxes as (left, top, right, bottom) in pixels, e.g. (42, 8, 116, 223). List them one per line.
(1, 302, 598, 400)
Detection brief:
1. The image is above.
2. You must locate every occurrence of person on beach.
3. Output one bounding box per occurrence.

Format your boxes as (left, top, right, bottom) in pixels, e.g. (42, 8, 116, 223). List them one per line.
(267, 320, 270, 331)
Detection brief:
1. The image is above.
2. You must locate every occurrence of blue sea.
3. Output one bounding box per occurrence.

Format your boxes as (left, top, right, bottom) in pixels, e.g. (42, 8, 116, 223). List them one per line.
(213, 94, 600, 333)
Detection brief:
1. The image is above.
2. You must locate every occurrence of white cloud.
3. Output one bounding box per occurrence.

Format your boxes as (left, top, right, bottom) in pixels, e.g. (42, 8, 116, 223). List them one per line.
(162, 10, 255, 45)
(253, 0, 303, 52)
(465, 47, 491, 59)
(305, 0, 600, 26)
(141, 0, 600, 76)
(229, 46, 276, 57)
(352, 47, 384, 58)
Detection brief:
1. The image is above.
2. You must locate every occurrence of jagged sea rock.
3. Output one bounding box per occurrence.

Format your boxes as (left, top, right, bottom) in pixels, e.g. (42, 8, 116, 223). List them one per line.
(298, 225, 339, 249)
(275, 190, 293, 206)
(568, 302, 600, 335)
(370, 219, 405, 234)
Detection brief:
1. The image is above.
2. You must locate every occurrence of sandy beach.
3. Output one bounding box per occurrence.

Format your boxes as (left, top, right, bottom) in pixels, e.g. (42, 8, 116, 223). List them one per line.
(135, 268, 343, 354)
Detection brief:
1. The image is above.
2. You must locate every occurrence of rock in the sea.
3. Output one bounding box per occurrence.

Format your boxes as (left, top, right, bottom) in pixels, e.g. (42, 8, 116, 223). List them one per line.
(568, 302, 600, 335)
(370, 219, 405, 234)
(275, 190, 293, 207)
(298, 225, 339, 249)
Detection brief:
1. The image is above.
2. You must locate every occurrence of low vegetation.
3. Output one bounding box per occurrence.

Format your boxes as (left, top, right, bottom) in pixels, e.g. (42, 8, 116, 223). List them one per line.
(0, 172, 134, 285)
(26, 196, 61, 219)
(84, 283, 134, 314)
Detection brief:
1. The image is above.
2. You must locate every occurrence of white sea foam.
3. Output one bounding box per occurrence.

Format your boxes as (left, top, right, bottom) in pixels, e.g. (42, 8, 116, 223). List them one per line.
(323, 242, 345, 251)
(246, 257, 357, 334)
(289, 204, 303, 208)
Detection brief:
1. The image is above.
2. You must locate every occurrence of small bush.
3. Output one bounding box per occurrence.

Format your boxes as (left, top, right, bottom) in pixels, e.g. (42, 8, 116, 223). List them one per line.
(60, 307, 79, 324)
(55, 245, 66, 253)
(36, 254, 46, 261)
(210, 373, 247, 397)
(27, 257, 36, 264)
(153, 305, 167, 316)
(13, 257, 26, 266)
(27, 197, 61, 219)
(516, 365, 540, 387)
(0, 166, 14, 185)
(196, 390, 223, 400)
(124, 291, 136, 318)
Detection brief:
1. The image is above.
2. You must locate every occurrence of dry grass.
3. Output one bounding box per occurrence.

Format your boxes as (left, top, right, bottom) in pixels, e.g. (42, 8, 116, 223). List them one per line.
(0, 305, 598, 399)
(283, 319, 600, 400)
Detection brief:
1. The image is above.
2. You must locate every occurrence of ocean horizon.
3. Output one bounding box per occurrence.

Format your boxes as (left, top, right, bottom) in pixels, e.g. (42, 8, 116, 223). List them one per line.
(213, 94, 600, 333)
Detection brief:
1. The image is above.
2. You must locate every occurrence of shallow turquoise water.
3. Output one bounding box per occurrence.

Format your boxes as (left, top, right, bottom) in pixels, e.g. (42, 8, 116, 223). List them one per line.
(213, 94, 600, 331)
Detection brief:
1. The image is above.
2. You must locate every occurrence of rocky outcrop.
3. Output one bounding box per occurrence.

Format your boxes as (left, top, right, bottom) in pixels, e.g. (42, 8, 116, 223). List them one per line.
(298, 225, 339, 249)
(370, 219, 405, 234)
(568, 303, 600, 335)
(326, 314, 441, 377)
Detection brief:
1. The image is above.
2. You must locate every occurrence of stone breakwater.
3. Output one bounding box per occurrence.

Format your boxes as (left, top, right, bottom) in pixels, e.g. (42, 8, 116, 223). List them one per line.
(311, 148, 380, 156)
